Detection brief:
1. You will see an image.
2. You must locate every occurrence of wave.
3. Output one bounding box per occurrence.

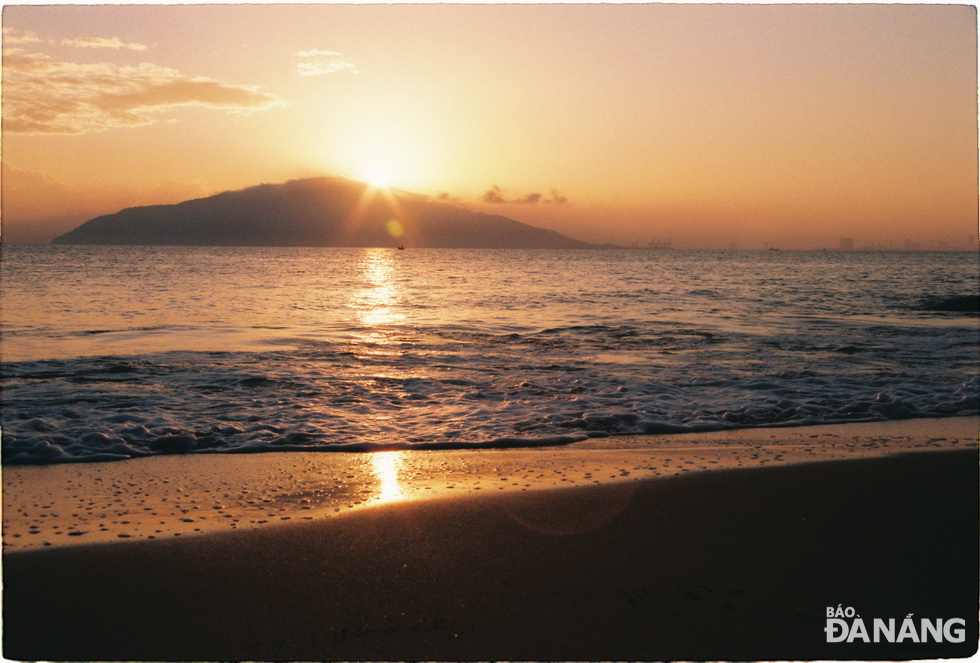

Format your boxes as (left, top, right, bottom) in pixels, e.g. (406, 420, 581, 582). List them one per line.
(3, 247, 978, 465)
(2, 344, 977, 464)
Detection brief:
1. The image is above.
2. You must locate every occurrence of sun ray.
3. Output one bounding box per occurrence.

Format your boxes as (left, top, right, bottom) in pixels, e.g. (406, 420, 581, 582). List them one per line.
(340, 177, 418, 248)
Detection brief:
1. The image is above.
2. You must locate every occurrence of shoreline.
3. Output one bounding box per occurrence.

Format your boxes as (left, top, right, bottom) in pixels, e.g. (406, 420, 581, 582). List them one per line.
(2, 416, 976, 551)
(4, 445, 977, 661)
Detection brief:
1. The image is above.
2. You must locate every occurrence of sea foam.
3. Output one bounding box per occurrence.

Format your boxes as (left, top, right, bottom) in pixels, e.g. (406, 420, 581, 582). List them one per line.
(2, 246, 978, 464)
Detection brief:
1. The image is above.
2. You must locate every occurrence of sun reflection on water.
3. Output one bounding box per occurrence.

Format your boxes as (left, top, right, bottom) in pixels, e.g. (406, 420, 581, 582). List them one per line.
(352, 249, 405, 338)
(370, 451, 406, 503)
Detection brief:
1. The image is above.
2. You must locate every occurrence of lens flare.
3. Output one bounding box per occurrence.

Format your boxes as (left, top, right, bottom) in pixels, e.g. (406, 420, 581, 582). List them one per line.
(386, 219, 404, 238)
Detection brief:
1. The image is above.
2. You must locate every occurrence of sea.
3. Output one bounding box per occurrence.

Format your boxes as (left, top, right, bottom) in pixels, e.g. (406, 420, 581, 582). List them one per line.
(1, 244, 977, 465)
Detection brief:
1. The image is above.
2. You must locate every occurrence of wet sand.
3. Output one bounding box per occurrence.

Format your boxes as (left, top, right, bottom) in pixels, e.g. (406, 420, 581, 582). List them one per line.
(3, 416, 975, 550)
(3, 418, 978, 660)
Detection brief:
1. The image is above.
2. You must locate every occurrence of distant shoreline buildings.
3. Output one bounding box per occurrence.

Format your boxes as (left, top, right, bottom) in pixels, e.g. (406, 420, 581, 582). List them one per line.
(837, 235, 978, 252)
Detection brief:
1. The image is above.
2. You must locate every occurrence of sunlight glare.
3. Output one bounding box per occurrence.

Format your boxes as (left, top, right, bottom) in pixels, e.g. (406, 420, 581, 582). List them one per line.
(371, 451, 406, 503)
(351, 249, 405, 337)
(367, 168, 390, 189)
(326, 107, 445, 191)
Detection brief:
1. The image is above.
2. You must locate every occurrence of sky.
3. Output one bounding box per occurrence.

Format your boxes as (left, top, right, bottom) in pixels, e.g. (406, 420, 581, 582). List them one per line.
(2, 3, 977, 249)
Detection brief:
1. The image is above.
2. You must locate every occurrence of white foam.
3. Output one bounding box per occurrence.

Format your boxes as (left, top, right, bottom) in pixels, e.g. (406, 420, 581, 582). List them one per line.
(2, 247, 978, 464)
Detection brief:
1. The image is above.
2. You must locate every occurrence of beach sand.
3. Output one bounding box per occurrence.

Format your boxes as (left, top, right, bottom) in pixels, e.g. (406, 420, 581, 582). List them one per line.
(3, 417, 978, 660)
(4, 416, 975, 551)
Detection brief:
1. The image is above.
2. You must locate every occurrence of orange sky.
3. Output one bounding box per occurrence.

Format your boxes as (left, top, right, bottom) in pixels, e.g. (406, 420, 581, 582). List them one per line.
(2, 3, 977, 248)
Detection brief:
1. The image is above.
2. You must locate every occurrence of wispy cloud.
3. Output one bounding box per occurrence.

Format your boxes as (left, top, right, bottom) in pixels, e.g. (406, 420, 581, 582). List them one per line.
(481, 185, 570, 206)
(4, 28, 149, 51)
(295, 49, 359, 76)
(549, 189, 569, 205)
(2, 49, 285, 135)
(61, 36, 149, 51)
(2, 27, 45, 45)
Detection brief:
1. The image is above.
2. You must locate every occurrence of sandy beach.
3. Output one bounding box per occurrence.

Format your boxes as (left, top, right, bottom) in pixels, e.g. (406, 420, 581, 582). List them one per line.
(3, 417, 978, 661)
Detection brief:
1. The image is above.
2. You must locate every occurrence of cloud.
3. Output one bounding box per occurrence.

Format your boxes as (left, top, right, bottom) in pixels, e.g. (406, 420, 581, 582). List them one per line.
(61, 36, 149, 51)
(514, 192, 542, 205)
(2, 28, 45, 45)
(482, 185, 507, 204)
(2, 49, 285, 134)
(295, 49, 359, 76)
(4, 28, 147, 50)
(480, 185, 570, 206)
(548, 189, 569, 205)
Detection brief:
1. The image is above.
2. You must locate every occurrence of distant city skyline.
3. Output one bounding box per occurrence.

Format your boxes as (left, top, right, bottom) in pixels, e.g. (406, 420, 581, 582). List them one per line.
(2, 3, 977, 249)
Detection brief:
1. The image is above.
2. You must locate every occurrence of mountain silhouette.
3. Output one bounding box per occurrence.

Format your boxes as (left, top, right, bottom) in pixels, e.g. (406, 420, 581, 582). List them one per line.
(51, 177, 596, 249)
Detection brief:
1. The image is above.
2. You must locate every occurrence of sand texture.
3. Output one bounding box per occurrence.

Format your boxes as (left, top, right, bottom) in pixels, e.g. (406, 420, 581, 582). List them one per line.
(4, 416, 975, 550)
(4, 445, 977, 661)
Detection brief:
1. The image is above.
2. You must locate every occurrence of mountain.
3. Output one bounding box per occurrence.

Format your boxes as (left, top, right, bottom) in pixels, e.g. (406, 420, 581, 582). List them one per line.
(50, 177, 596, 249)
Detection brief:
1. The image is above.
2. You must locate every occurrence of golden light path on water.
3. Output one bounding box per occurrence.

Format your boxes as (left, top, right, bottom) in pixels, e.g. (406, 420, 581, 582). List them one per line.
(351, 248, 405, 338)
(348, 250, 411, 507)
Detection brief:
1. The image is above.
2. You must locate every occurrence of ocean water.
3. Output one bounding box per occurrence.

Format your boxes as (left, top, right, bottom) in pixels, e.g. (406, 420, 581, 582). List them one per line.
(1, 244, 977, 464)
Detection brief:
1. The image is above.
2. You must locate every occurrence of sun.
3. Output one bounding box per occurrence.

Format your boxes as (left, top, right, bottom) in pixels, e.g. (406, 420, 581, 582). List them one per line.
(322, 113, 450, 192)
(366, 168, 390, 189)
